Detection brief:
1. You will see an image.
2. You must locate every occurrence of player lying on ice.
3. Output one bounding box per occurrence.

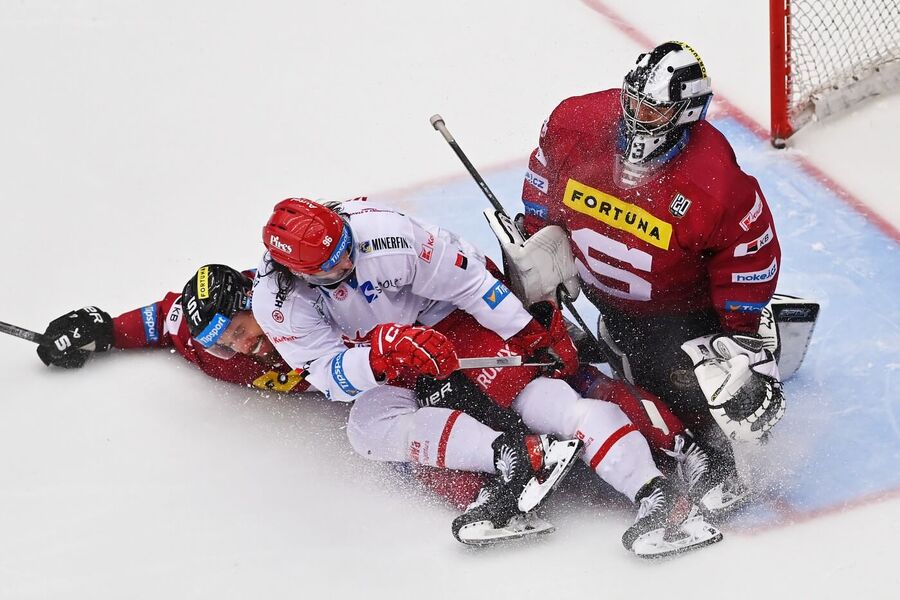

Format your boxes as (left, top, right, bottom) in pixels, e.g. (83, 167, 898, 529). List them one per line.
(33, 256, 719, 557)
(242, 195, 723, 556)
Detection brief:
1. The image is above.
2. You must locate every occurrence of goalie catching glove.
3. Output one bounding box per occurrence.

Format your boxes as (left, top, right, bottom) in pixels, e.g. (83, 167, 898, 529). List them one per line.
(682, 333, 785, 443)
(369, 323, 459, 382)
(37, 306, 114, 369)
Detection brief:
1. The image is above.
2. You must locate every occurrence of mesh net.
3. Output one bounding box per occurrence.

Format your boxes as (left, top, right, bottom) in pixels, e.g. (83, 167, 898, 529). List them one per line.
(788, 0, 900, 126)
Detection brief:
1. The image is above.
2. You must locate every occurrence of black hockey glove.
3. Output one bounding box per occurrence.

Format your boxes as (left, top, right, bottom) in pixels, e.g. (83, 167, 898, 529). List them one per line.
(37, 306, 114, 369)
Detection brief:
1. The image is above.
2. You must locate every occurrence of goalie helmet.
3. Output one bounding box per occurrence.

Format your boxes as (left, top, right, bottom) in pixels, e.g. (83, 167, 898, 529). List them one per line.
(262, 198, 357, 286)
(619, 41, 713, 167)
(181, 264, 253, 357)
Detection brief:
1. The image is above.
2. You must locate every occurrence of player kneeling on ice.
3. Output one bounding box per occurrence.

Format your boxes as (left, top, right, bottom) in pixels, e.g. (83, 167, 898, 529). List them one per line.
(516, 40, 818, 520)
(251, 196, 721, 556)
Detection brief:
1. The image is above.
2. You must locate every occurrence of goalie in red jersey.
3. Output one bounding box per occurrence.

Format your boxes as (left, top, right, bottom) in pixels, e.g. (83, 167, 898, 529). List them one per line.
(519, 41, 786, 518)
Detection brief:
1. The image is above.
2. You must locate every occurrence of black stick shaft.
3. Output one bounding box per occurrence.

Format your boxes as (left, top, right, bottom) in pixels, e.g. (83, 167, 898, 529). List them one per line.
(430, 114, 505, 213)
(0, 320, 47, 345)
(429, 113, 642, 390)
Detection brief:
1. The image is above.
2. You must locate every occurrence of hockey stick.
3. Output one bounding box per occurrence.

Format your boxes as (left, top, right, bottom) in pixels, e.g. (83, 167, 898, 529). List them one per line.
(429, 114, 621, 372)
(0, 320, 48, 345)
(457, 356, 555, 369)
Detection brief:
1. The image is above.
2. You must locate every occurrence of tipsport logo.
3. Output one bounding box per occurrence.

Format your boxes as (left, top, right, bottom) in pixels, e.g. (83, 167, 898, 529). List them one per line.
(482, 281, 511, 310)
(196, 313, 231, 347)
(140, 304, 159, 343)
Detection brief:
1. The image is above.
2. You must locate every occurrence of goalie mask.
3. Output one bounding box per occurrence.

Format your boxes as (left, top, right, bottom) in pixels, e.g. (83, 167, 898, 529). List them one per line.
(619, 41, 713, 170)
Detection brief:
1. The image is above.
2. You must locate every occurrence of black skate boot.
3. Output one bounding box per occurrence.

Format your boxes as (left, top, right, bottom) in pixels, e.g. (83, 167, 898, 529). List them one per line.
(451, 432, 582, 546)
(622, 476, 723, 559)
(666, 433, 751, 520)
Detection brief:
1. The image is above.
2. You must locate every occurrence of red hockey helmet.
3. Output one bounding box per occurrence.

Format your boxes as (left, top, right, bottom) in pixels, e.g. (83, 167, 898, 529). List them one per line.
(262, 198, 356, 285)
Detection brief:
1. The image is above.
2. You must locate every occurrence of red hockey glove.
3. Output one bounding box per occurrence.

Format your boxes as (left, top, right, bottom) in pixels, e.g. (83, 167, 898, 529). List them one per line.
(369, 323, 460, 382)
(507, 301, 578, 379)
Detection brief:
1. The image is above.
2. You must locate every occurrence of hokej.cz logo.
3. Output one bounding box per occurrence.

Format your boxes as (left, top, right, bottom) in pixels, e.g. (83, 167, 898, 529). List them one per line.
(525, 169, 548, 193)
(482, 281, 511, 309)
(196, 313, 231, 347)
(331, 351, 361, 397)
(732, 258, 778, 283)
(725, 300, 768, 313)
(140, 304, 159, 343)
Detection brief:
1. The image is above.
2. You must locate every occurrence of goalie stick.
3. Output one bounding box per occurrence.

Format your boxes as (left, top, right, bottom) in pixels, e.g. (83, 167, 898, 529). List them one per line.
(429, 114, 630, 380)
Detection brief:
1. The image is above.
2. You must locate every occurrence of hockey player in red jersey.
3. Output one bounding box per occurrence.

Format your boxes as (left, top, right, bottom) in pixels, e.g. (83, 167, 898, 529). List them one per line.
(520, 41, 786, 519)
(34, 264, 311, 393)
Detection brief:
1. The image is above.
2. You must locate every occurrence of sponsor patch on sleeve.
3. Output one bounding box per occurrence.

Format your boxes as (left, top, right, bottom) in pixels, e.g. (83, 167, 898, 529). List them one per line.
(739, 192, 764, 231)
(523, 200, 549, 220)
(330, 351, 360, 397)
(725, 300, 768, 313)
(525, 169, 549, 193)
(482, 281, 511, 309)
(732, 258, 778, 283)
(140, 304, 159, 344)
(734, 225, 774, 257)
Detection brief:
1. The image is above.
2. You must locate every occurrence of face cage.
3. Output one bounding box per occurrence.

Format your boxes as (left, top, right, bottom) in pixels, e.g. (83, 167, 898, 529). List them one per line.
(620, 84, 689, 137)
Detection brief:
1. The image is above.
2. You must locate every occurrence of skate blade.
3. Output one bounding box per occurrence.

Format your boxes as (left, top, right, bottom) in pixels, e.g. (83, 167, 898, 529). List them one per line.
(455, 514, 555, 546)
(700, 483, 752, 520)
(629, 515, 723, 559)
(518, 439, 583, 513)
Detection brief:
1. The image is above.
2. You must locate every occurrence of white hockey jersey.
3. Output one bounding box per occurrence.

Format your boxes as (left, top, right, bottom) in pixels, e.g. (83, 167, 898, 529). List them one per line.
(251, 198, 534, 402)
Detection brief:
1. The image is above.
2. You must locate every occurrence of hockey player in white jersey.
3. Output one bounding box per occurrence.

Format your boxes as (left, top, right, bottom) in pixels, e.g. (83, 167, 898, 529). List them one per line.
(251, 197, 721, 555)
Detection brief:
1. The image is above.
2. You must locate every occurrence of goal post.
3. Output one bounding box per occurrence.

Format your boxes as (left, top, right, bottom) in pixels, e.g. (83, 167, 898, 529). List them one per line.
(769, 0, 900, 147)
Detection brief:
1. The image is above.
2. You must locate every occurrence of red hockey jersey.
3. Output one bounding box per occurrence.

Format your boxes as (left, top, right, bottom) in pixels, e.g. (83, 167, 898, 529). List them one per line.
(111, 287, 310, 394)
(521, 89, 780, 333)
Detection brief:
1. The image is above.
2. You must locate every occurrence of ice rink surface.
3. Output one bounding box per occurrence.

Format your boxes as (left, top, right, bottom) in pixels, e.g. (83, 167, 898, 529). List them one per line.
(1, 1, 898, 598)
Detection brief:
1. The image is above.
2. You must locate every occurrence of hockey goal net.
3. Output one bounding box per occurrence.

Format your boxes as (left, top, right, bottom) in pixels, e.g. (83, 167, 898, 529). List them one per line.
(770, 0, 900, 146)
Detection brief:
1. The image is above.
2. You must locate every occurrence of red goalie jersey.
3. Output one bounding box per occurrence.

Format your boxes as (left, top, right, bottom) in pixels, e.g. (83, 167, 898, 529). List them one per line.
(521, 90, 780, 333)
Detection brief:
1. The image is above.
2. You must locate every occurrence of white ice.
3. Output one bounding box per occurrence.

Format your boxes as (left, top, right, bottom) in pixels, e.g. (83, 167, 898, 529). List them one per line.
(1, 1, 898, 598)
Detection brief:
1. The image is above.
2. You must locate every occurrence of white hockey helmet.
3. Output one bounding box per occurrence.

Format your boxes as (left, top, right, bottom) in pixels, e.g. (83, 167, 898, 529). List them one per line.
(620, 41, 713, 165)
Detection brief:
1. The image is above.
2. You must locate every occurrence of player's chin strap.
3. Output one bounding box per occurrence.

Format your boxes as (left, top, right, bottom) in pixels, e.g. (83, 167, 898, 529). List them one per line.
(682, 334, 786, 444)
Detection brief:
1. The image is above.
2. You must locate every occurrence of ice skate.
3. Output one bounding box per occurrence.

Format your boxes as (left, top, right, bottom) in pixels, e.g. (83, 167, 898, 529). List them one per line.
(623, 476, 723, 559)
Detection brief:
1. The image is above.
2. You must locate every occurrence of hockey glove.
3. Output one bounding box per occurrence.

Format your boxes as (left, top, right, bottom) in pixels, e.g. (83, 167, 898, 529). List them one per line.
(369, 323, 460, 382)
(682, 333, 785, 444)
(37, 306, 114, 369)
(507, 301, 579, 379)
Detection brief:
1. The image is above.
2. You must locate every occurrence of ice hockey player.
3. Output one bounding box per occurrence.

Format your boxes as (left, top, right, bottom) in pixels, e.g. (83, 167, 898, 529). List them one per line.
(34, 265, 309, 393)
(520, 41, 786, 519)
(253, 196, 722, 555)
(32, 264, 496, 508)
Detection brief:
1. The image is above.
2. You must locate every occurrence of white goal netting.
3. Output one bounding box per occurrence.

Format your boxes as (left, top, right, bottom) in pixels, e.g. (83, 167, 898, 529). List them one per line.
(787, 0, 900, 128)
